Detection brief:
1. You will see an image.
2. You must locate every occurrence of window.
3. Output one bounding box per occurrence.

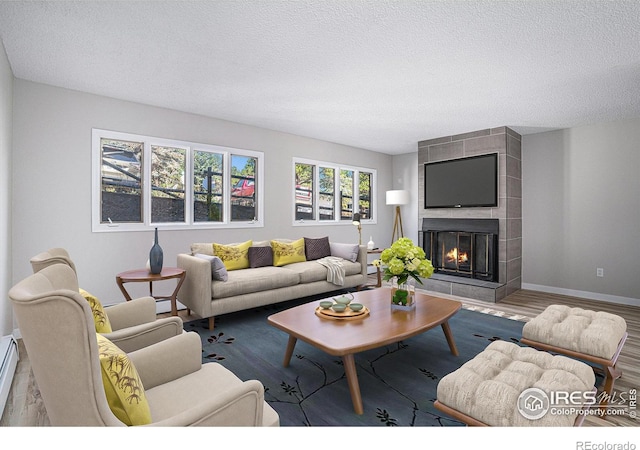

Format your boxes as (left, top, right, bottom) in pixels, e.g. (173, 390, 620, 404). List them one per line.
(319, 167, 335, 220)
(99, 138, 143, 223)
(359, 171, 373, 220)
(151, 145, 186, 223)
(193, 150, 223, 222)
(295, 163, 314, 220)
(93, 129, 263, 232)
(340, 169, 354, 221)
(231, 155, 257, 222)
(293, 158, 376, 225)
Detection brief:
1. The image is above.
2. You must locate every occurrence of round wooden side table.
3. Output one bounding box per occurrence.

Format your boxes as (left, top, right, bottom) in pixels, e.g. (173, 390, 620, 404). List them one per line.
(115, 267, 186, 316)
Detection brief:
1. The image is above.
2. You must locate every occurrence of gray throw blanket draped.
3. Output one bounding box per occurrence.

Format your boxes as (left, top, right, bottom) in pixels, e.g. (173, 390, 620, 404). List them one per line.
(316, 256, 345, 286)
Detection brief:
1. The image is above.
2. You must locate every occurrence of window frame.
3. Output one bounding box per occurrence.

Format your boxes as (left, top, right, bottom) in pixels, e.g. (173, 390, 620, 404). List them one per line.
(92, 128, 264, 232)
(292, 157, 377, 226)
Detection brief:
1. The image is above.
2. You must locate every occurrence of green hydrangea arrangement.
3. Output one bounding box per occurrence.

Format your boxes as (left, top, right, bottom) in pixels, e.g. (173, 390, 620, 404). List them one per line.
(373, 237, 434, 286)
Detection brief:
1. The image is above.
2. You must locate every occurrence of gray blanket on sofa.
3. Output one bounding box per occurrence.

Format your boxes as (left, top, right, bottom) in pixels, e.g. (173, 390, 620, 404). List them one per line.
(315, 257, 345, 286)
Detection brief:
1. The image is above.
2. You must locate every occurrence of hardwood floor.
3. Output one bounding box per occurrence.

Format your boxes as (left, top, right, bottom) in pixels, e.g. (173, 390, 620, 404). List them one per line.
(1, 279, 638, 427)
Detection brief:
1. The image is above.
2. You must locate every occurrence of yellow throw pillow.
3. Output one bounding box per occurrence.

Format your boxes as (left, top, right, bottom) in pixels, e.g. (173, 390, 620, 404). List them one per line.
(213, 240, 253, 271)
(96, 334, 152, 426)
(80, 288, 113, 333)
(271, 238, 307, 267)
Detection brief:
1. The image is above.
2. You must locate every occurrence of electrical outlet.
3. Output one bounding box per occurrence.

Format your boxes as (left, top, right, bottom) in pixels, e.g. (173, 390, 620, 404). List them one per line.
(596, 268, 604, 277)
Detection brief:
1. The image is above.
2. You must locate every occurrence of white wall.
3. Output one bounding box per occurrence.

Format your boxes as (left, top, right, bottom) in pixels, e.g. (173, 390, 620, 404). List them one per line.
(8, 76, 640, 319)
(522, 119, 640, 305)
(391, 151, 419, 245)
(0, 40, 13, 336)
(10, 80, 394, 306)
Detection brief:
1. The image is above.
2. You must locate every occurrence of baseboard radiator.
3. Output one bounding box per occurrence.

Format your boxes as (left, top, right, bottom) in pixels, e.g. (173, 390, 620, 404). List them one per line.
(0, 335, 19, 418)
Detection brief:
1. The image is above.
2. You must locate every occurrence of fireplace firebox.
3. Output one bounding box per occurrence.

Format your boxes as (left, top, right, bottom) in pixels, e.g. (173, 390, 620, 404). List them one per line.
(421, 218, 499, 282)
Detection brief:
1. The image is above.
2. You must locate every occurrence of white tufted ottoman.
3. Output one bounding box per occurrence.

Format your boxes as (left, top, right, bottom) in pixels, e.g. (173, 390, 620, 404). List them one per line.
(521, 304, 627, 404)
(434, 340, 596, 426)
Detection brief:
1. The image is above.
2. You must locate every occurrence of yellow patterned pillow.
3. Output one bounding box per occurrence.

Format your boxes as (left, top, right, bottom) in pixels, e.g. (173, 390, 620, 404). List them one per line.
(96, 334, 152, 426)
(80, 288, 113, 333)
(213, 240, 253, 270)
(271, 238, 307, 267)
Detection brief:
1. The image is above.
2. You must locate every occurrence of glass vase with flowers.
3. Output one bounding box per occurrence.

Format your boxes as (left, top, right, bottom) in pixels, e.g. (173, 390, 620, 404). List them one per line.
(373, 237, 434, 310)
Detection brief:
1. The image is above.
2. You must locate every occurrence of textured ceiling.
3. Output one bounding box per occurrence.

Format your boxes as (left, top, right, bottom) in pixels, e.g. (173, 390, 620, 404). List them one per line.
(1, 0, 639, 155)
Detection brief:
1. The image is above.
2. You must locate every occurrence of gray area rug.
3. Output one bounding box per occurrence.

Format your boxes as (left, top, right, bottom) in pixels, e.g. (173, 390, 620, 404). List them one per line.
(185, 294, 526, 426)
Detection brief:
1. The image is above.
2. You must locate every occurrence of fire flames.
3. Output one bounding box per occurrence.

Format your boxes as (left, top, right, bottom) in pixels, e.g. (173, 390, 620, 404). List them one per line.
(445, 247, 469, 265)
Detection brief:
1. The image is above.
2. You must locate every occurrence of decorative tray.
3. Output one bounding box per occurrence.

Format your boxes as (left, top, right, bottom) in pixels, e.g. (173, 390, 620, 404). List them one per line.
(315, 306, 370, 321)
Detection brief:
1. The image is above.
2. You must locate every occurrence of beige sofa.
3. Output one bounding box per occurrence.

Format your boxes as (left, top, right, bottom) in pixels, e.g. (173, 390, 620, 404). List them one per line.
(177, 239, 368, 329)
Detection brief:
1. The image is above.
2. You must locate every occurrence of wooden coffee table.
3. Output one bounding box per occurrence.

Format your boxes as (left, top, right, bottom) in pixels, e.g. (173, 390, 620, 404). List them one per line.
(267, 287, 461, 414)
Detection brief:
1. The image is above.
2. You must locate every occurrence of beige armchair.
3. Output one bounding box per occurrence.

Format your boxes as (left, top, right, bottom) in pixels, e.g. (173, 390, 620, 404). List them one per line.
(9, 264, 279, 426)
(30, 248, 183, 353)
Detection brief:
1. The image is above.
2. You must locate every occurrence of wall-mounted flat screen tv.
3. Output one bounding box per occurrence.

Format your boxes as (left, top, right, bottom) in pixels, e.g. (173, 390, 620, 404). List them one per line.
(424, 153, 498, 208)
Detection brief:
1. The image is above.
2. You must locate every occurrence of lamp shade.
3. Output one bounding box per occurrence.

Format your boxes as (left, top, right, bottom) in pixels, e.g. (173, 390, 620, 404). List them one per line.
(352, 213, 361, 225)
(386, 190, 410, 206)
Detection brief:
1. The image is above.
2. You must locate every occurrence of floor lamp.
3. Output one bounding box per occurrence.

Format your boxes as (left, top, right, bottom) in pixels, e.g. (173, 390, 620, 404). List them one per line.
(386, 190, 410, 244)
(352, 213, 362, 245)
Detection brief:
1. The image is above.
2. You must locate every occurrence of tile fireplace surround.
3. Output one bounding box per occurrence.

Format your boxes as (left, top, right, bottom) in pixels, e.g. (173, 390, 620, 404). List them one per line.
(417, 127, 522, 303)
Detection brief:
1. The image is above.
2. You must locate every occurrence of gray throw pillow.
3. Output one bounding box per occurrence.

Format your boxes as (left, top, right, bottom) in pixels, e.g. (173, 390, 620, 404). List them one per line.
(304, 236, 331, 260)
(329, 242, 359, 263)
(248, 246, 273, 268)
(194, 253, 228, 281)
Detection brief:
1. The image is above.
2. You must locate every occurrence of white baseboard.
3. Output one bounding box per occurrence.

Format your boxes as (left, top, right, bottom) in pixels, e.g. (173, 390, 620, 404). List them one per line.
(521, 283, 640, 307)
(154, 300, 186, 315)
(1, 335, 19, 417)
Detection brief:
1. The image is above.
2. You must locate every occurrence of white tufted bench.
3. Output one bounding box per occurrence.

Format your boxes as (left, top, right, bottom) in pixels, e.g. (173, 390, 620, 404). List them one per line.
(520, 304, 627, 405)
(434, 340, 596, 426)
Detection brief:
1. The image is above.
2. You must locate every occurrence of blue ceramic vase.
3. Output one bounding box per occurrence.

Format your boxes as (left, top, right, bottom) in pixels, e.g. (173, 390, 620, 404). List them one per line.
(149, 227, 163, 274)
